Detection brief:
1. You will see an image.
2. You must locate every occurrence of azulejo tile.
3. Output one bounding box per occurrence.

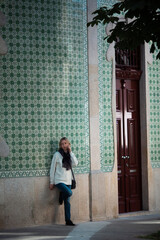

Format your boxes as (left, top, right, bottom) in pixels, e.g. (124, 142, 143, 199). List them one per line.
(97, 0, 116, 172)
(148, 51, 160, 168)
(0, 0, 89, 178)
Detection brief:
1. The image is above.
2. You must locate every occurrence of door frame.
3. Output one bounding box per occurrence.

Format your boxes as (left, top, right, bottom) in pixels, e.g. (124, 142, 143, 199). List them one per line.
(139, 44, 153, 210)
(107, 42, 153, 213)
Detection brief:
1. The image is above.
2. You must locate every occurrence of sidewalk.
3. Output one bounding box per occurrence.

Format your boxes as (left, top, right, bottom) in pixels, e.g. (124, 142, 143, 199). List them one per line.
(0, 213, 159, 240)
(91, 213, 160, 240)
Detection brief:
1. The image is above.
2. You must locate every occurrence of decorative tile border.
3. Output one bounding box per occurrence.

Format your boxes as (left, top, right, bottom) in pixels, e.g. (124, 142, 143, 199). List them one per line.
(148, 50, 160, 168)
(0, 0, 89, 178)
(97, 0, 116, 172)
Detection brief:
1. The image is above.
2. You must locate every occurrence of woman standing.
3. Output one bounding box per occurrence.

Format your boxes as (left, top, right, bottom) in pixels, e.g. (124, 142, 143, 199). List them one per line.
(49, 137, 78, 226)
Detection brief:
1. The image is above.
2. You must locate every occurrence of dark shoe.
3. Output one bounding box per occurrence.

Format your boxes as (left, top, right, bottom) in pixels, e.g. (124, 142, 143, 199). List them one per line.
(66, 220, 75, 226)
(59, 192, 63, 205)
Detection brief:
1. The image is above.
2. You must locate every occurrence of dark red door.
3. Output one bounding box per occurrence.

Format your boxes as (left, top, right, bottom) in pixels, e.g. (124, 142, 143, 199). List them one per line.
(116, 78, 142, 213)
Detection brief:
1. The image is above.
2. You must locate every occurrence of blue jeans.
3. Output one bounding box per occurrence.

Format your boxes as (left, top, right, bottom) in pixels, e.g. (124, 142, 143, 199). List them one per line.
(55, 183, 72, 221)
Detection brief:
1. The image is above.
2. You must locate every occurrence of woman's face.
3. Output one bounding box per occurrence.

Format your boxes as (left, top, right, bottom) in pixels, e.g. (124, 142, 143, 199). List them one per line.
(60, 140, 70, 152)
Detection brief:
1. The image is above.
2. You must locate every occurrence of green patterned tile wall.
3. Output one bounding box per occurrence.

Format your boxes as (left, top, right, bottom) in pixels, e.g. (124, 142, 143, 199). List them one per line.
(148, 51, 160, 168)
(97, 0, 116, 172)
(0, 0, 89, 178)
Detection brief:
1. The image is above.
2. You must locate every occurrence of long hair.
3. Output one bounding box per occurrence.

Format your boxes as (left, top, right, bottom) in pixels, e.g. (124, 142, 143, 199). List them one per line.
(58, 137, 71, 170)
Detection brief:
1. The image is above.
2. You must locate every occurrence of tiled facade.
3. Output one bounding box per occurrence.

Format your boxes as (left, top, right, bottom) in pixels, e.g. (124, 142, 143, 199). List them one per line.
(0, 0, 160, 229)
(1, 0, 159, 179)
(0, 0, 89, 178)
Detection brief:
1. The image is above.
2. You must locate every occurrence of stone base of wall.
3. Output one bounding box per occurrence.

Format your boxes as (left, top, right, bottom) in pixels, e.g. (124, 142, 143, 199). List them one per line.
(0, 168, 159, 229)
(150, 168, 160, 211)
(0, 174, 90, 229)
(90, 171, 118, 221)
(0, 171, 119, 229)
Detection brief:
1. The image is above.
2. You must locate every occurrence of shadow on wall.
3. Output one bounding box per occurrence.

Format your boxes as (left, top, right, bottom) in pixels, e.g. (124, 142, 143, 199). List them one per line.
(30, 175, 64, 226)
(49, 138, 64, 223)
(30, 138, 64, 225)
(0, 9, 9, 158)
(50, 139, 59, 156)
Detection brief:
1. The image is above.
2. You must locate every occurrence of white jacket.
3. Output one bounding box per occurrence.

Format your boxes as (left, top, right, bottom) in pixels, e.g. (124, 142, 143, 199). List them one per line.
(50, 151, 78, 185)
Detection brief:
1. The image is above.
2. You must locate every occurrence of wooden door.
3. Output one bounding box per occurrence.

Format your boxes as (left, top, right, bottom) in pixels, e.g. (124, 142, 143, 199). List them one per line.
(116, 78, 142, 213)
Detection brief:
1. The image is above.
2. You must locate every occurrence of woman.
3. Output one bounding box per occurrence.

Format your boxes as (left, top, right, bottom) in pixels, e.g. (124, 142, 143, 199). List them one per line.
(49, 137, 78, 226)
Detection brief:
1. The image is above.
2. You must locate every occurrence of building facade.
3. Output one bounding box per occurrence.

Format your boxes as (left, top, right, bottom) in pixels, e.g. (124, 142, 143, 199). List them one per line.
(0, 0, 160, 229)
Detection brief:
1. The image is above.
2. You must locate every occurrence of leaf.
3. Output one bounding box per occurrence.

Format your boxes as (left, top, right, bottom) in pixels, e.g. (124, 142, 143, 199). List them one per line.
(87, 0, 160, 57)
(104, 36, 108, 40)
(156, 51, 160, 59)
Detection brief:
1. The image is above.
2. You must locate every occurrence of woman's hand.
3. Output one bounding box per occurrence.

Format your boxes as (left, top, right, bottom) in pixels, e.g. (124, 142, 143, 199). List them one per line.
(68, 145, 71, 153)
(49, 184, 55, 190)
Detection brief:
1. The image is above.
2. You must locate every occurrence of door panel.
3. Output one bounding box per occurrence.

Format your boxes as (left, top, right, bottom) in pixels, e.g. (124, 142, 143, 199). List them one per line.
(116, 79, 125, 213)
(128, 119, 137, 166)
(116, 78, 142, 213)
